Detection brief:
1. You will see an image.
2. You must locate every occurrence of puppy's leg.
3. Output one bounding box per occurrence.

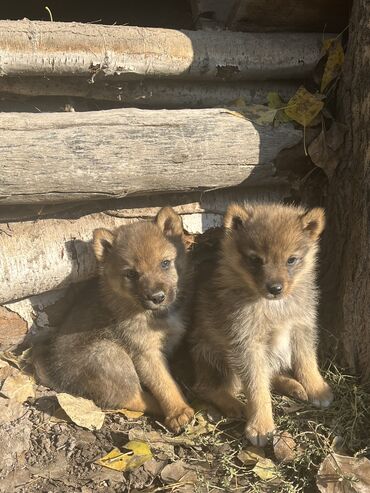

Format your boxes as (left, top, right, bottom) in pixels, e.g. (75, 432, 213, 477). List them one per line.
(233, 348, 275, 447)
(135, 351, 194, 433)
(272, 374, 308, 401)
(291, 326, 333, 408)
(39, 338, 162, 415)
(193, 358, 245, 418)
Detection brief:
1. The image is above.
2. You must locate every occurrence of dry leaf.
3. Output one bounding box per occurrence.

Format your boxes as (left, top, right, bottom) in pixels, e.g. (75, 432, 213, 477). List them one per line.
(268, 92, 291, 123)
(56, 393, 105, 430)
(228, 99, 277, 126)
(0, 395, 25, 424)
(317, 453, 370, 493)
(252, 457, 278, 481)
(238, 446, 265, 465)
(308, 122, 346, 179)
(273, 431, 301, 463)
(321, 39, 345, 92)
(128, 428, 175, 456)
(95, 441, 152, 472)
(1, 372, 36, 403)
(111, 408, 144, 419)
(285, 86, 324, 127)
(161, 460, 197, 485)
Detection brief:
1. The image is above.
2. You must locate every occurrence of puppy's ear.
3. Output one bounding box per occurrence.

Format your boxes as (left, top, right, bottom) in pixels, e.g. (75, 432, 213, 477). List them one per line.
(224, 204, 252, 231)
(300, 208, 325, 240)
(93, 228, 114, 262)
(155, 207, 183, 237)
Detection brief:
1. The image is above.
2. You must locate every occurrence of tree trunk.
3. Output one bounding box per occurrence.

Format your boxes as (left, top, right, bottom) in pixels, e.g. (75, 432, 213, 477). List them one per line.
(0, 107, 301, 205)
(321, 0, 370, 381)
(0, 20, 328, 80)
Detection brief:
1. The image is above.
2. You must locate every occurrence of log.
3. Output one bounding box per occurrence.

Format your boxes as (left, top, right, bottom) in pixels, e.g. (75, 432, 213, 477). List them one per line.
(0, 107, 301, 205)
(0, 77, 301, 109)
(320, 0, 370, 381)
(0, 20, 330, 81)
(0, 186, 290, 304)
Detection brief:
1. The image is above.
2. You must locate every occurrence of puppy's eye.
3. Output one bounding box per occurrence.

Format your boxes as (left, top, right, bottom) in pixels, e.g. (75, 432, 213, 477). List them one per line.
(161, 259, 171, 270)
(247, 254, 263, 265)
(287, 256, 299, 266)
(124, 269, 138, 280)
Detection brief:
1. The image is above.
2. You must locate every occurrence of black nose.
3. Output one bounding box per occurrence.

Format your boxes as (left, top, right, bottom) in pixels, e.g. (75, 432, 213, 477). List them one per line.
(266, 283, 283, 296)
(149, 291, 166, 304)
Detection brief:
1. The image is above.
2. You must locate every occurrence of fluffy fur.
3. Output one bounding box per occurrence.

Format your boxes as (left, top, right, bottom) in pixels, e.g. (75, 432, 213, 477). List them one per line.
(32, 207, 194, 432)
(190, 202, 333, 446)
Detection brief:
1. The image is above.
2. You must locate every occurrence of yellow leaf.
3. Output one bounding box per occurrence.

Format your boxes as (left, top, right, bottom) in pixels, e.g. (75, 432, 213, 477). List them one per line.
(114, 408, 144, 419)
(321, 39, 345, 92)
(238, 446, 265, 466)
(227, 99, 277, 126)
(268, 92, 292, 124)
(95, 441, 152, 472)
(1, 372, 36, 403)
(56, 393, 105, 430)
(285, 86, 324, 127)
(252, 457, 278, 481)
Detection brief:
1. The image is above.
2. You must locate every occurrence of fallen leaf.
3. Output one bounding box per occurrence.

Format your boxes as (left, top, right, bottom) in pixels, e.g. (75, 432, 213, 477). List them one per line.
(321, 39, 345, 92)
(268, 92, 292, 123)
(1, 372, 36, 403)
(317, 453, 370, 493)
(273, 431, 301, 463)
(0, 395, 25, 424)
(110, 408, 144, 419)
(128, 428, 175, 456)
(228, 98, 277, 126)
(161, 460, 197, 485)
(95, 441, 152, 472)
(56, 393, 105, 430)
(252, 457, 278, 481)
(0, 360, 15, 380)
(238, 446, 265, 465)
(285, 86, 324, 127)
(308, 123, 346, 179)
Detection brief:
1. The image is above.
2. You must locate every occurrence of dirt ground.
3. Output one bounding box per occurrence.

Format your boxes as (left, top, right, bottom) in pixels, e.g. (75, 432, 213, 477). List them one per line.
(0, 349, 369, 493)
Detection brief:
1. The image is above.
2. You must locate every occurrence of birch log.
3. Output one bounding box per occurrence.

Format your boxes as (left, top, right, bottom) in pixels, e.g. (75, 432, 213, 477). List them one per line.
(0, 107, 301, 205)
(0, 77, 300, 108)
(0, 20, 330, 80)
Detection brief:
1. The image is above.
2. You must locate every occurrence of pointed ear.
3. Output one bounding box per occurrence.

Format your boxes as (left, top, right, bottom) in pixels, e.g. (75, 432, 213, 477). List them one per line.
(93, 228, 114, 262)
(300, 208, 325, 240)
(224, 203, 253, 231)
(155, 207, 183, 237)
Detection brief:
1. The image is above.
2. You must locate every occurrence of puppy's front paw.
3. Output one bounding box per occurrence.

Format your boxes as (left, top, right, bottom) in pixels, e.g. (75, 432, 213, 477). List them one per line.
(309, 382, 334, 408)
(245, 414, 275, 447)
(165, 406, 194, 433)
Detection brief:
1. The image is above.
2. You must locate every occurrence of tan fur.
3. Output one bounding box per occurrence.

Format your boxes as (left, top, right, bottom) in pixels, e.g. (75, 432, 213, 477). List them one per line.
(32, 207, 194, 432)
(190, 202, 333, 446)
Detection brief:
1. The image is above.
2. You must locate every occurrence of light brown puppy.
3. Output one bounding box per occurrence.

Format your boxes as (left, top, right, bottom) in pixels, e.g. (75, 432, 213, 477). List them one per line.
(33, 207, 194, 432)
(191, 202, 333, 446)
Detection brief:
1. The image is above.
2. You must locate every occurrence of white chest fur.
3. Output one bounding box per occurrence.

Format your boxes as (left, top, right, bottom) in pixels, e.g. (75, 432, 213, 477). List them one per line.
(267, 326, 292, 374)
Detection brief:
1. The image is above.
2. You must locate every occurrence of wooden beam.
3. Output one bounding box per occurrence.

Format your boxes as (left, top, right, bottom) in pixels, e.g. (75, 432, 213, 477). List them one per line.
(0, 107, 301, 205)
(0, 20, 330, 80)
(0, 77, 301, 109)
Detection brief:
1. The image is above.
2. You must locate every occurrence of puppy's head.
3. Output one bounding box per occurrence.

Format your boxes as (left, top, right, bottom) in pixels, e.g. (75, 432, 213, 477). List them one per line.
(93, 207, 187, 311)
(222, 203, 325, 300)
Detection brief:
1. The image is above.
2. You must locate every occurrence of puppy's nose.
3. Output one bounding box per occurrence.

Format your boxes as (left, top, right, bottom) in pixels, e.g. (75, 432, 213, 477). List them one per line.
(149, 291, 166, 304)
(266, 283, 283, 296)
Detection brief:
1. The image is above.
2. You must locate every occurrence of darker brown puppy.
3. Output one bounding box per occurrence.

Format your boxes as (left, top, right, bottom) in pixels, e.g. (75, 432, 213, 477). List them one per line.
(33, 207, 194, 432)
(191, 202, 333, 446)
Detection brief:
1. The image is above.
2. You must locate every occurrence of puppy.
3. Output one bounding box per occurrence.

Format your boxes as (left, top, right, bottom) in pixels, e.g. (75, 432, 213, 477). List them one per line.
(33, 207, 194, 432)
(191, 202, 333, 445)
